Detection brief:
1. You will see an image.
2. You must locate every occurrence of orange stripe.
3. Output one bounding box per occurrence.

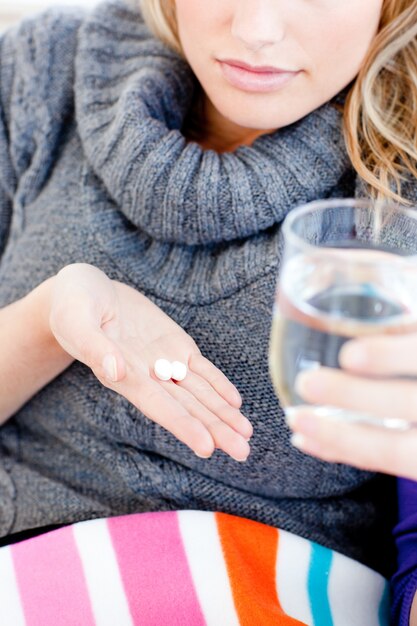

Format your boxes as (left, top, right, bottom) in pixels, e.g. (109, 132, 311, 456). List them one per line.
(216, 513, 307, 626)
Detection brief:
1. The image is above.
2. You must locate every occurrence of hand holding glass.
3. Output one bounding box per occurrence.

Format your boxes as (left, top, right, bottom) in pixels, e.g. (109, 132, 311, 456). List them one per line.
(269, 198, 417, 430)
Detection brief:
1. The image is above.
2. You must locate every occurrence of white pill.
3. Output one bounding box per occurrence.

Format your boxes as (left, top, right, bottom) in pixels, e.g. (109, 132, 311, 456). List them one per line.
(171, 361, 187, 382)
(154, 359, 173, 381)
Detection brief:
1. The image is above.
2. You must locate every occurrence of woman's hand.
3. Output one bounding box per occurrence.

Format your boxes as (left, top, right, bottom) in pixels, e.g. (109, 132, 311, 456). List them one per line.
(49, 264, 252, 461)
(285, 332, 417, 479)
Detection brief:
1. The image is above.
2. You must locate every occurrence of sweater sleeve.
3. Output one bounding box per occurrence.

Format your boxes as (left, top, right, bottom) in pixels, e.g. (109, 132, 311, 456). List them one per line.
(0, 8, 84, 257)
(391, 478, 417, 626)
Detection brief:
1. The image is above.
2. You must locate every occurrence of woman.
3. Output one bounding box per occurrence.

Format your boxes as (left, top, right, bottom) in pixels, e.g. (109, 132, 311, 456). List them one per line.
(0, 0, 415, 623)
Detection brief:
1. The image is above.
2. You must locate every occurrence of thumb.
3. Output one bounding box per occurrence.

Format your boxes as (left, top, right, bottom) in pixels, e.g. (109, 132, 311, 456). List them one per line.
(50, 307, 126, 384)
(89, 331, 127, 384)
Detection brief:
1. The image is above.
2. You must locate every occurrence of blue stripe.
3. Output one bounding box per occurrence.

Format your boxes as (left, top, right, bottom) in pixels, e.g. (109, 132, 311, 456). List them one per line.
(308, 542, 334, 626)
(378, 581, 390, 626)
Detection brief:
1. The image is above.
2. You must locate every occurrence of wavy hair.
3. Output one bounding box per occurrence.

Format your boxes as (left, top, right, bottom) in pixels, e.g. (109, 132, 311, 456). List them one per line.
(344, 0, 417, 203)
(140, 0, 417, 203)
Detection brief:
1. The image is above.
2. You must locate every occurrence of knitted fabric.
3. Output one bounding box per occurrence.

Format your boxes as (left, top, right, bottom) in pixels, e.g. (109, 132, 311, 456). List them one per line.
(0, 0, 410, 575)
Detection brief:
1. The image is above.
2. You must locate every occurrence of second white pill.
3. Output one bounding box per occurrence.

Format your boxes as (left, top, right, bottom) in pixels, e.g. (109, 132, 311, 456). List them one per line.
(171, 361, 187, 382)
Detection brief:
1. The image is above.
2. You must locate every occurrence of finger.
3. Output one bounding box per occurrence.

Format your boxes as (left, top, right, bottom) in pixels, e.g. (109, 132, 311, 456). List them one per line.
(188, 353, 242, 408)
(340, 334, 417, 377)
(126, 375, 215, 458)
(296, 367, 417, 422)
(178, 370, 252, 440)
(161, 379, 250, 461)
(286, 406, 417, 479)
(50, 301, 126, 383)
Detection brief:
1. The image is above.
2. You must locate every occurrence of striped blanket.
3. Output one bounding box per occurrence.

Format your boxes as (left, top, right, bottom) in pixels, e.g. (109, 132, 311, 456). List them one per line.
(0, 511, 389, 625)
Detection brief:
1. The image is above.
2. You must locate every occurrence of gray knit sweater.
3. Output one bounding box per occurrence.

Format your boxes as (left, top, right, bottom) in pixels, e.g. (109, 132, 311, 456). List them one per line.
(0, 0, 412, 575)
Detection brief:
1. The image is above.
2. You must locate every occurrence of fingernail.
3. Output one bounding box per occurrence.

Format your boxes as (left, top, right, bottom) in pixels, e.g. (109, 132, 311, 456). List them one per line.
(102, 354, 118, 382)
(294, 371, 311, 397)
(295, 371, 326, 400)
(290, 433, 306, 450)
(233, 390, 242, 405)
(195, 452, 212, 459)
(232, 455, 249, 462)
(241, 418, 252, 440)
(284, 407, 298, 428)
(340, 342, 367, 368)
(284, 407, 299, 417)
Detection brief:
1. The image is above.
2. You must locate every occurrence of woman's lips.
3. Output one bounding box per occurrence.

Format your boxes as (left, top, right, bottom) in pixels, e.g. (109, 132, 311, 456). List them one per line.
(218, 59, 300, 93)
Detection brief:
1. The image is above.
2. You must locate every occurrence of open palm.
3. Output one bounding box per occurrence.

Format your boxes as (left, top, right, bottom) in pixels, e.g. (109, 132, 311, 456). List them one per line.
(49, 264, 252, 461)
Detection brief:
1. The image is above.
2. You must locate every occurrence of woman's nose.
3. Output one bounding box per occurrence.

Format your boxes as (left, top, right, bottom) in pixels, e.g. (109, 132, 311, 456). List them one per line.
(231, 0, 287, 52)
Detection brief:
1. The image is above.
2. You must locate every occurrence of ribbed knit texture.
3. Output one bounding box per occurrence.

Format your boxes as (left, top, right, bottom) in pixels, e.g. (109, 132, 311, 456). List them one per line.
(0, 0, 413, 576)
(75, 2, 351, 246)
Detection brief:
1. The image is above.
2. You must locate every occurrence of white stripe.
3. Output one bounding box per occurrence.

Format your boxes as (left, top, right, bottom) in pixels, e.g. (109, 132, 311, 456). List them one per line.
(72, 518, 134, 626)
(0, 546, 26, 626)
(275, 529, 313, 625)
(328, 551, 387, 626)
(178, 510, 240, 626)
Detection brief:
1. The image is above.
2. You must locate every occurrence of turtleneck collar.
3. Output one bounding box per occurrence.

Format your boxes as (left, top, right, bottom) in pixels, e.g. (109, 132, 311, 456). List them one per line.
(75, 0, 352, 246)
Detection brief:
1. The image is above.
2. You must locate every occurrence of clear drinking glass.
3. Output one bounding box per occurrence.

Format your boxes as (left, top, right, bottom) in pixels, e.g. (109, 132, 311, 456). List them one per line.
(269, 198, 417, 430)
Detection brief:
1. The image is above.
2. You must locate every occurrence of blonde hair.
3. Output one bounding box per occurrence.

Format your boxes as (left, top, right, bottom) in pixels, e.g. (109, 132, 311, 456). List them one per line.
(345, 0, 417, 203)
(140, 0, 181, 54)
(141, 0, 417, 203)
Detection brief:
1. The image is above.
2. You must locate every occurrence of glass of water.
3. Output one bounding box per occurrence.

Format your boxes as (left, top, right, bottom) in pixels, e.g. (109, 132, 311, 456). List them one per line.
(269, 198, 417, 429)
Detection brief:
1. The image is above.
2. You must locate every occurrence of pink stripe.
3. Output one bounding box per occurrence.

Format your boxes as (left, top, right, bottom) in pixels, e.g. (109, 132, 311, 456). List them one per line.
(108, 512, 206, 626)
(11, 526, 95, 626)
